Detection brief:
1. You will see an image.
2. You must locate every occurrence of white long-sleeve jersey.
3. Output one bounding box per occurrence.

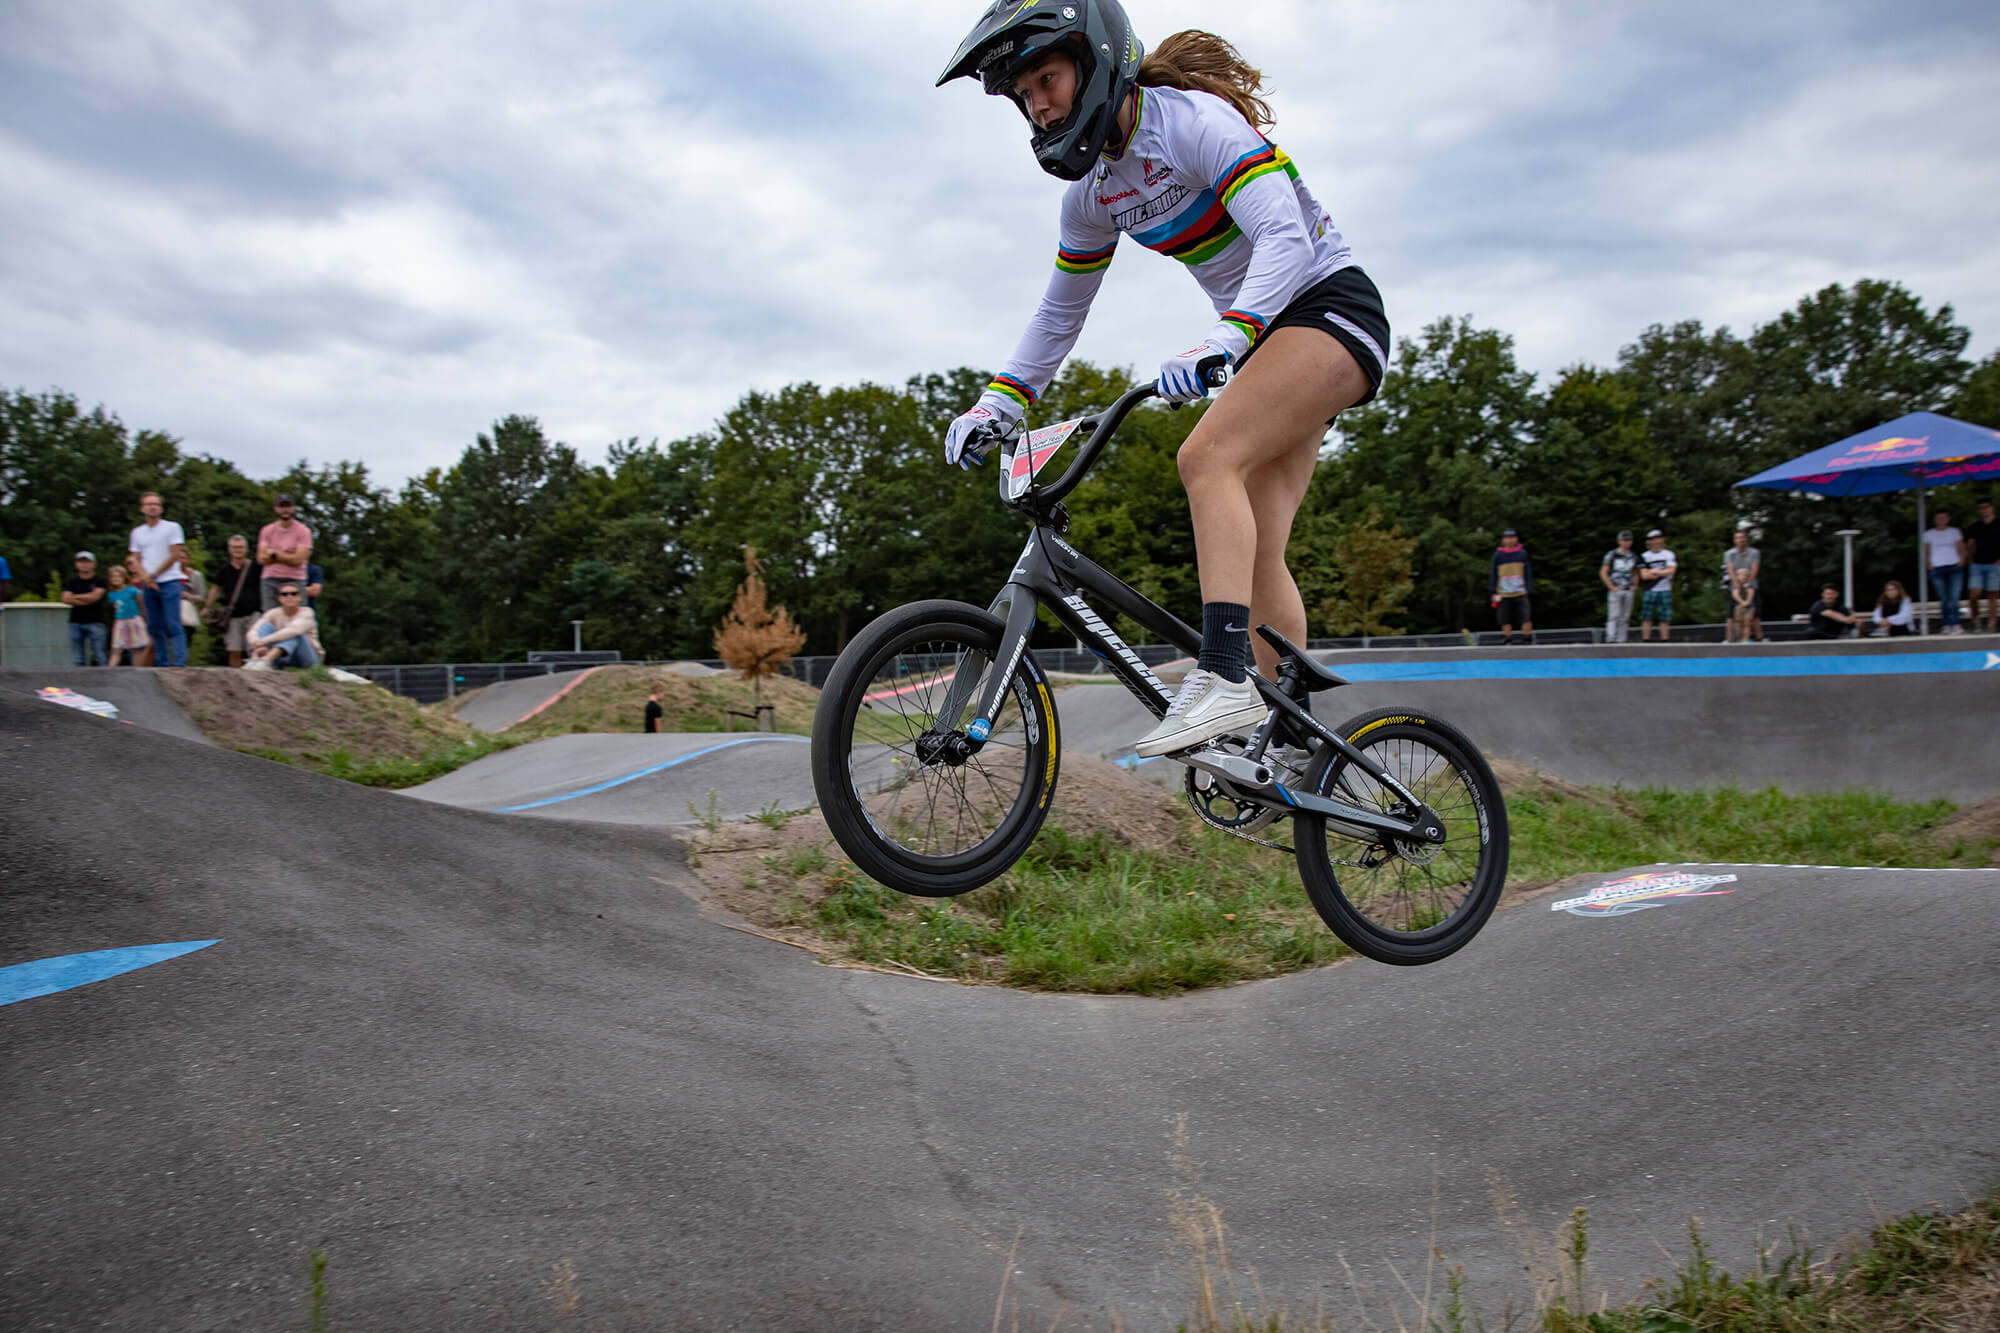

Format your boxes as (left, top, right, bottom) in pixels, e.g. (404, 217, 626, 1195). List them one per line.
(980, 83, 1353, 417)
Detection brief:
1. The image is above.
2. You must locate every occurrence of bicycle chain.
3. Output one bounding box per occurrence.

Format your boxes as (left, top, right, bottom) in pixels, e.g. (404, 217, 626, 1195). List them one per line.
(1180, 788, 1383, 867)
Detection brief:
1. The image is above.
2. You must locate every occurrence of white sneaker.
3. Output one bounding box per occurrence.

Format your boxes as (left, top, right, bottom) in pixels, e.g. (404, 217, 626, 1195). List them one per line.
(1134, 669, 1268, 758)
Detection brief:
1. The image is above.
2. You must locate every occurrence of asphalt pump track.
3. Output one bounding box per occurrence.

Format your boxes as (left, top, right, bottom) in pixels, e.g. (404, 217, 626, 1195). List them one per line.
(3, 669, 1997, 1329)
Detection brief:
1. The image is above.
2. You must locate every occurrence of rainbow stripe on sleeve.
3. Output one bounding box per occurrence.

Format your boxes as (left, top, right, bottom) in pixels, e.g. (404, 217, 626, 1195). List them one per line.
(1055, 241, 1117, 275)
(1220, 310, 1267, 345)
(987, 374, 1037, 410)
(1214, 141, 1298, 207)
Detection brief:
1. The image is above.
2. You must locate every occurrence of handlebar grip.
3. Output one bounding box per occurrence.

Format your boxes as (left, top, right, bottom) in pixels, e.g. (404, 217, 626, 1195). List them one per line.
(1196, 355, 1230, 388)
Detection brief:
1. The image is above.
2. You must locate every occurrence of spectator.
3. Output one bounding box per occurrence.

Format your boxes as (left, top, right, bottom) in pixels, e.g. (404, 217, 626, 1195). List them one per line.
(256, 493, 314, 612)
(1600, 530, 1639, 643)
(62, 551, 110, 666)
(1806, 584, 1861, 639)
(203, 535, 262, 669)
(1921, 508, 1966, 634)
(0, 551, 11, 601)
(304, 561, 324, 612)
(1489, 527, 1534, 645)
(1872, 580, 1914, 636)
(127, 491, 190, 667)
(105, 563, 151, 666)
(644, 682, 665, 734)
(1637, 529, 1678, 641)
(1962, 497, 1999, 634)
(1723, 528, 1763, 643)
(245, 582, 322, 670)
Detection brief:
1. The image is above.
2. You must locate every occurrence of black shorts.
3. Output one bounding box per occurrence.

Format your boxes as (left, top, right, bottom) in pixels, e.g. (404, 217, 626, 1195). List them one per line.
(1495, 595, 1531, 629)
(1233, 265, 1390, 416)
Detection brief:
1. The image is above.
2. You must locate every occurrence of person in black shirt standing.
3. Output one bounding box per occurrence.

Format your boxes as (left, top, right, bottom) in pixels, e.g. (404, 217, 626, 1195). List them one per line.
(62, 551, 110, 665)
(202, 535, 263, 668)
(1806, 584, 1861, 639)
(1963, 497, 1999, 634)
(643, 682, 665, 734)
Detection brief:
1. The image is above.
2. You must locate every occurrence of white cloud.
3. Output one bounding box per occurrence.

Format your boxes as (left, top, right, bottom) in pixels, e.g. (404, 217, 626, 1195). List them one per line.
(1, 0, 1994, 488)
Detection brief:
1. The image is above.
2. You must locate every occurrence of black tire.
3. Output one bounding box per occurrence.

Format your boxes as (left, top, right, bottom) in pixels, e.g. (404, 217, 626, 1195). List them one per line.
(811, 600, 1060, 897)
(1293, 707, 1509, 965)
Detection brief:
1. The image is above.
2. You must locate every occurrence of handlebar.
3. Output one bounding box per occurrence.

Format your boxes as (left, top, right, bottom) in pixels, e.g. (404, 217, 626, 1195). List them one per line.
(1008, 361, 1227, 510)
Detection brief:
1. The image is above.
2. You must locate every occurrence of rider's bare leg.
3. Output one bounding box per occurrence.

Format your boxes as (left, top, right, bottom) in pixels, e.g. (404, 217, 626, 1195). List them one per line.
(1245, 428, 1322, 681)
(1179, 329, 1371, 615)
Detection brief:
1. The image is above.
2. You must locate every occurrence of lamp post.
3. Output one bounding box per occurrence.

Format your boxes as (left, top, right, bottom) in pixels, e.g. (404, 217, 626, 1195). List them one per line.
(1835, 529, 1861, 612)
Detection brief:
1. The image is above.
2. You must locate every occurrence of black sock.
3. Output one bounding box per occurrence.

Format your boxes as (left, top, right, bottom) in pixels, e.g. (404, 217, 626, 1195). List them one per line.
(1198, 602, 1251, 684)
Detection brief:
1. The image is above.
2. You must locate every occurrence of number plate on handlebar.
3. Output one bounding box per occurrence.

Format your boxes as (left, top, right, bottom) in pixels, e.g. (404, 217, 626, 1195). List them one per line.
(1002, 418, 1086, 502)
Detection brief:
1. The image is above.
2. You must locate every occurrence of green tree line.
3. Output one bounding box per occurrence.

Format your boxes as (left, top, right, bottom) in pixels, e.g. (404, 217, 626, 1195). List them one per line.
(4, 278, 1995, 663)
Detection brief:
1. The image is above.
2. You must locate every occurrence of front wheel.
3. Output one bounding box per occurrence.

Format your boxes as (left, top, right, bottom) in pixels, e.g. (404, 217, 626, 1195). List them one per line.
(811, 600, 1060, 897)
(1293, 708, 1509, 965)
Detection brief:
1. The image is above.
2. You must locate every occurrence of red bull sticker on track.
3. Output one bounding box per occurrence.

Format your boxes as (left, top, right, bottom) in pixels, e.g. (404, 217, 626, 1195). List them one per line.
(1551, 870, 1739, 918)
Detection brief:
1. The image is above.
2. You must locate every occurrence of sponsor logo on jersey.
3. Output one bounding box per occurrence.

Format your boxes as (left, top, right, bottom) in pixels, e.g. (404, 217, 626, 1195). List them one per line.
(1098, 187, 1140, 206)
(1144, 157, 1173, 187)
(1550, 871, 1738, 918)
(1111, 182, 1189, 231)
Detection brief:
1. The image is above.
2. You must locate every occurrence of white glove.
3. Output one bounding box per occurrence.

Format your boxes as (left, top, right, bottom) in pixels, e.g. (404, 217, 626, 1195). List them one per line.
(1157, 340, 1233, 404)
(944, 399, 1019, 470)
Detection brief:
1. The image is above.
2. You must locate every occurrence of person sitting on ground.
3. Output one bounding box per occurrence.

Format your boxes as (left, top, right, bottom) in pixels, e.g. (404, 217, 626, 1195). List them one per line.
(105, 563, 151, 666)
(62, 551, 110, 666)
(644, 682, 666, 734)
(1806, 584, 1861, 640)
(1871, 580, 1914, 637)
(245, 582, 322, 670)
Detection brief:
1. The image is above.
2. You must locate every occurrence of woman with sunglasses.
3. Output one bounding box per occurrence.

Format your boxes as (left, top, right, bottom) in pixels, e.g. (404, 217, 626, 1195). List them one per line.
(938, 2, 1387, 758)
(244, 583, 323, 670)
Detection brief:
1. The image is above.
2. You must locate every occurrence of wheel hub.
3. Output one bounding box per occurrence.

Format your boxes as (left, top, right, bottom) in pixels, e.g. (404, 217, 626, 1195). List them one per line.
(914, 731, 974, 768)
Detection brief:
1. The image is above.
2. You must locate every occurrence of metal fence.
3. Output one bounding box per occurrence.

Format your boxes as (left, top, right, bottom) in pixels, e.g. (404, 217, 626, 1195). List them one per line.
(340, 619, 1818, 705)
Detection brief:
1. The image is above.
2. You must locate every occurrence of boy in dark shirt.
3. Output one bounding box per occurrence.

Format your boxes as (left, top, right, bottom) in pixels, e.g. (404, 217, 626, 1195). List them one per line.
(1806, 584, 1861, 639)
(1490, 528, 1534, 644)
(643, 682, 665, 734)
(1964, 497, 1999, 633)
(62, 551, 110, 665)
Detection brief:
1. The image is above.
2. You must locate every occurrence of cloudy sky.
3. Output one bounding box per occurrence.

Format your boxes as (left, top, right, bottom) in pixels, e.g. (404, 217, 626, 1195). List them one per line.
(3, 0, 1996, 487)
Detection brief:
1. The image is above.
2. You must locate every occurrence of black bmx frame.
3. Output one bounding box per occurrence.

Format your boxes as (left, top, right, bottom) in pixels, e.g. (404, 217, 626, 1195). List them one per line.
(947, 381, 1444, 848)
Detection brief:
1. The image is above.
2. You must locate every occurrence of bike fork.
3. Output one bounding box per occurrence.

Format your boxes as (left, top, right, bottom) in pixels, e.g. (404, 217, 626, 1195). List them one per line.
(944, 583, 1040, 744)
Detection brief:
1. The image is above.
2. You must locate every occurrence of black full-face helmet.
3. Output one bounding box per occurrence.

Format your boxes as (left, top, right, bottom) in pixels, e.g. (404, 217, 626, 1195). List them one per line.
(937, 0, 1145, 181)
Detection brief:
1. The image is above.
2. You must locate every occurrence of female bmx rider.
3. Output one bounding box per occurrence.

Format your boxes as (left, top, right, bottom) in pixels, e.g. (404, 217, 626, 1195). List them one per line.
(938, 0, 1389, 760)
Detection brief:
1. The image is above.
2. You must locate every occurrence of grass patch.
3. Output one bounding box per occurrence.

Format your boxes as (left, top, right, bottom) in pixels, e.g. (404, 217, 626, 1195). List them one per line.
(777, 822, 1346, 995)
(713, 776, 1992, 997)
(1504, 785, 1992, 881)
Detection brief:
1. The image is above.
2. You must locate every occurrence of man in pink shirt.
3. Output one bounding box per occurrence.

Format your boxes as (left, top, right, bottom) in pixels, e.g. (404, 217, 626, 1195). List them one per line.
(256, 493, 314, 611)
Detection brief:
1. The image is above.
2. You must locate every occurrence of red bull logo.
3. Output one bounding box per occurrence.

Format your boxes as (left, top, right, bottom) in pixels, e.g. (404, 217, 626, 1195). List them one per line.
(1551, 871, 1738, 917)
(1830, 434, 1929, 468)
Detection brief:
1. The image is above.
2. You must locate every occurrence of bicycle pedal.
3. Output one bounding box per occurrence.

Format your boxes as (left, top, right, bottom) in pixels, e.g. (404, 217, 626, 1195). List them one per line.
(1178, 746, 1273, 788)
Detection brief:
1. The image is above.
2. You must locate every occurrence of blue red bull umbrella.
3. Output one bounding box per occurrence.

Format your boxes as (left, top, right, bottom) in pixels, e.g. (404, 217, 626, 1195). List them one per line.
(1737, 411, 2000, 495)
(1736, 411, 2000, 633)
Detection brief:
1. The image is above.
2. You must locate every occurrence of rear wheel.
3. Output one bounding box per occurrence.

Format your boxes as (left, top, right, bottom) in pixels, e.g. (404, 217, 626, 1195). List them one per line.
(1293, 708, 1508, 964)
(811, 600, 1059, 897)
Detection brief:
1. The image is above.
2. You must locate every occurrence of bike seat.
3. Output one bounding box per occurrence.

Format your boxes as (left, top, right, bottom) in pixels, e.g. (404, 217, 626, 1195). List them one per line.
(1256, 625, 1349, 693)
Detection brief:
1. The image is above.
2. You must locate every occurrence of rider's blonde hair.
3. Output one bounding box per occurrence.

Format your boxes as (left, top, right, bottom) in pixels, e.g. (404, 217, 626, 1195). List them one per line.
(1137, 31, 1273, 131)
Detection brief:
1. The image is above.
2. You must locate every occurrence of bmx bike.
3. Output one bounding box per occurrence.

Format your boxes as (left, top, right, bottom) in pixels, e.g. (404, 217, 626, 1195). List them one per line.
(810, 377, 1509, 965)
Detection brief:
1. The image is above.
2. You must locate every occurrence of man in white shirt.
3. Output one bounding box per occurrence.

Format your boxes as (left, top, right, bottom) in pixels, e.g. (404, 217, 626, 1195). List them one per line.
(128, 491, 191, 667)
(1921, 509, 1966, 634)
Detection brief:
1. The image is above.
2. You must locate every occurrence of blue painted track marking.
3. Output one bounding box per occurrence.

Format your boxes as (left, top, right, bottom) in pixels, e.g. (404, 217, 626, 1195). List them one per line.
(0, 941, 221, 1008)
(492, 736, 813, 812)
(1331, 652, 1990, 682)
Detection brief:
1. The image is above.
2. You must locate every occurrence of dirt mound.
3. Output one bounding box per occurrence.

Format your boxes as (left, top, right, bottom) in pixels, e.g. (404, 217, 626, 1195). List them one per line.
(496, 663, 822, 740)
(678, 750, 1196, 932)
(155, 668, 494, 784)
(1934, 795, 2000, 865)
(1489, 758, 1613, 806)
